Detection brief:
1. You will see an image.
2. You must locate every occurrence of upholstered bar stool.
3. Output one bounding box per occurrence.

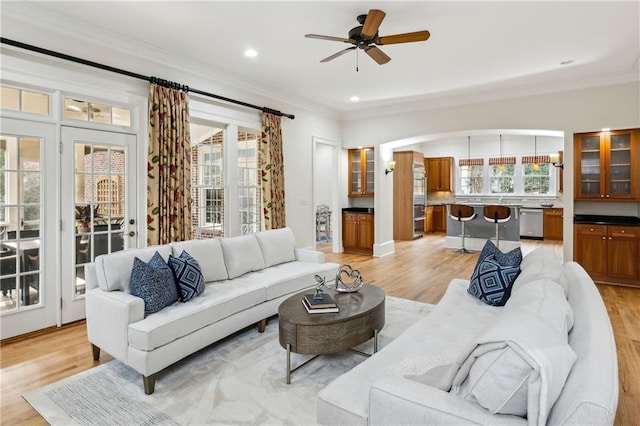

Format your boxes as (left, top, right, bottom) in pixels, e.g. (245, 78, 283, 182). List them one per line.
(450, 204, 476, 253)
(483, 205, 511, 248)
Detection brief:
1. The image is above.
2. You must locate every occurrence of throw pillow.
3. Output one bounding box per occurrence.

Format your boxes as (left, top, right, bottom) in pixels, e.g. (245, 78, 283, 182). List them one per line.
(468, 255, 520, 306)
(476, 239, 522, 269)
(130, 251, 179, 317)
(168, 250, 205, 302)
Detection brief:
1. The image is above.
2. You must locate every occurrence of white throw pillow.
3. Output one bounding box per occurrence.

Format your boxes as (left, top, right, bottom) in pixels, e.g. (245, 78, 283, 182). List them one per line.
(254, 227, 296, 267)
(505, 278, 574, 337)
(171, 238, 228, 282)
(220, 234, 266, 279)
(95, 245, 172, 292)
(513, 247, 568, 295)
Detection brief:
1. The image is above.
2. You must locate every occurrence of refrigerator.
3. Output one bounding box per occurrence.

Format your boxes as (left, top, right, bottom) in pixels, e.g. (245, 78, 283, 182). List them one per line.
(412, 163, 426, 239)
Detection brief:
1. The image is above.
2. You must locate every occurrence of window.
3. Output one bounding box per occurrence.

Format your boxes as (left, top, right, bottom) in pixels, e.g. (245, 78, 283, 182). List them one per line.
(459, 159, 484, 194)
(1, 86, 49, 115)
(64, 97, 131, 127)
(237, 131, 261, 235)
(190, 122, 225, 238)
(489, 164, 515, 194)
(523, 163, 551, 194)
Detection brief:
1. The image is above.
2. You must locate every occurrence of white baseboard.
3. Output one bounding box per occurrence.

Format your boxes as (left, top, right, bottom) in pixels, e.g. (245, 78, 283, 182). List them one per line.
(444, 236, 521, 252)
(373, 240, 395, 257)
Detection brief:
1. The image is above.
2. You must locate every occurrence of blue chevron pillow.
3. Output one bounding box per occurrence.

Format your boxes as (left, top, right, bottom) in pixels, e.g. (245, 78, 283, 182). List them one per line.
(168, 250, 205, 302)
(468, 255, 520, 306)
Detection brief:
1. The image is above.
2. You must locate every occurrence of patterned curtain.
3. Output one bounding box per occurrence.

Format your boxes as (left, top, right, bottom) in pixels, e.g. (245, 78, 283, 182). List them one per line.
(259, 112, 286, 230)
(147, 83, 192, 245)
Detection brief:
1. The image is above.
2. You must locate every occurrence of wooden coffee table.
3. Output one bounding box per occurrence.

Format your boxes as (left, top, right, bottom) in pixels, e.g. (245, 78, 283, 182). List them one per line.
(278, 284, 385, 383)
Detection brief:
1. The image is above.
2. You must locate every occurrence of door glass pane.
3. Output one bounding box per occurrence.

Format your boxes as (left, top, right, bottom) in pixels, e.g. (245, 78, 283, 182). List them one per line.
(350, 150, 361, 193)
(580, 136, 601, 195)
(1, 135, 41, 311)
(238, 131, 260, 235)
(609, 134, 631, 195)
(74, 143, 126, 297)
(365, 149, 374, 193)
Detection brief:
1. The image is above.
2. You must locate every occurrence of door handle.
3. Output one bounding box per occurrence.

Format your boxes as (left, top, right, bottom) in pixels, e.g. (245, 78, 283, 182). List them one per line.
(128, 231, 136, 237)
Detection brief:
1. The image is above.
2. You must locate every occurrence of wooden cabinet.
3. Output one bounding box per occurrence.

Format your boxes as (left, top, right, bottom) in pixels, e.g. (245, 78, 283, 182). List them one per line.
(393, 151, 425, 240)
(574, 224, 639, 286)
(342, 212, 374, 254)
(425, 205, 447, 232)
(543, 208, 563, 240)
(574, 129, 639, 200)
(426, 157, 453, 192)
(348, 148, 374, 197)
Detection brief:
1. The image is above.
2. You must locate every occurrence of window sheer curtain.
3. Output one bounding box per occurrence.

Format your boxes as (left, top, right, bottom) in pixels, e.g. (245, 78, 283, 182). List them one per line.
(147, 84, 192, 245)
(259, 112, 286, 230)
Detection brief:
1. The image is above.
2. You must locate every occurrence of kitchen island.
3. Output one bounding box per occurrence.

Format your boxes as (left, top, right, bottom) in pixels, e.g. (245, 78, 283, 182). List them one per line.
(444, 204, 521, 252)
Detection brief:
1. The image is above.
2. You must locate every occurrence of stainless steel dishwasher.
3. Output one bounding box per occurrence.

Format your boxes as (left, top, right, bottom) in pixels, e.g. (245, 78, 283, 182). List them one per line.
(520, 208, 544, 239)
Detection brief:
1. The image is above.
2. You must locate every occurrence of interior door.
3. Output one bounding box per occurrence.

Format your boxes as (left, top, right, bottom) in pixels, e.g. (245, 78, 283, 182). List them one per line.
(0, 118, 57, 338)
(60, 127, 137, 324)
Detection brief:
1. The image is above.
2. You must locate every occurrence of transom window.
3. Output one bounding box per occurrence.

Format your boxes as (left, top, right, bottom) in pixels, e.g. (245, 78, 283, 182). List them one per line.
(64, 97, 131, 127)
(1, 86, 49, 116)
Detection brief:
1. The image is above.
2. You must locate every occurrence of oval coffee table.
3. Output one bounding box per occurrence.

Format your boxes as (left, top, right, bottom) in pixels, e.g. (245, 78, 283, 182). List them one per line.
(278, 283, 385, 383)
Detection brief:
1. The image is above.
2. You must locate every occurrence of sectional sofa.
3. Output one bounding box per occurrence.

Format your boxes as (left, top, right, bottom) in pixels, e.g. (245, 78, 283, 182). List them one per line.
(318, 247, 619, 425)
(85, 227, 339, 394)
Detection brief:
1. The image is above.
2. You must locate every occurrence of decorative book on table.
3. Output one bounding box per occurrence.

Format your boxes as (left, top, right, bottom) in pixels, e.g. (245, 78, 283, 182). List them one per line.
(302, 293, 339, 313)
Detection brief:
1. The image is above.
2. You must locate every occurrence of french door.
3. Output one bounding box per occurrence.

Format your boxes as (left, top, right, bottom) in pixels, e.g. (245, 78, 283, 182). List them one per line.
(0, 118, 57, 338)
(60, 127, 137, 324)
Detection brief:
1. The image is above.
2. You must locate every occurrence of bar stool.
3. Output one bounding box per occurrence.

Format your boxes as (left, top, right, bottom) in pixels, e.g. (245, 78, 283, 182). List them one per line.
(483, 205, 512, 249)
(450, 204, 476, 253)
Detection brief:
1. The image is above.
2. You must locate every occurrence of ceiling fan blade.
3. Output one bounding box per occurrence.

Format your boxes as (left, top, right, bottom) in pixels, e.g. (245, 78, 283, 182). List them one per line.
(320, 47, 357, 63)
(376, 30, 431, 45)
(361, 9, 386, 38)
(365, 45, 391, 65)
(305, 34, 353, 44)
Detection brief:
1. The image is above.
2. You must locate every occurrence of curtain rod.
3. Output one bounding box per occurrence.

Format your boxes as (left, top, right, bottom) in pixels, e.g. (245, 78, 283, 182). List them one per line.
(0, 37, 295, 119)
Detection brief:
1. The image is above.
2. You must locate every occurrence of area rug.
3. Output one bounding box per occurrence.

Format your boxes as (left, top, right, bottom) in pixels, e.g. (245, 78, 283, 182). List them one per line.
(24, 296, 433, 425)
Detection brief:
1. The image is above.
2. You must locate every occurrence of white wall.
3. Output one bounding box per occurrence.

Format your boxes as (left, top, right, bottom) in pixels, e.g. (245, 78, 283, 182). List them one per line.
(341, 82, 640, 260)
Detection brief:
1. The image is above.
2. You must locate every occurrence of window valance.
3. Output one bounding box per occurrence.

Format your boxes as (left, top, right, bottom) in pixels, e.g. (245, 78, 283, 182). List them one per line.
(522, 155, 551, 164)
(459, 158, 485, 166)
(488, 156, 516, 165)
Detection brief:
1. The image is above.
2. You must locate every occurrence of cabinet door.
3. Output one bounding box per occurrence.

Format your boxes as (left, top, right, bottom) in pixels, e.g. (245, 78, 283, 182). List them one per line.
(574, 224, 608, 276)
(607, 226, 639, 279)
(543, 209, 563, 240)
(348, 150, 363, 196)
(606, 129, 637, 199)
(438, 158, 453, 192)
(363, 149, 375, 195)
(425, 206, 433, 232)
(348, 148, 374, 197)
(575, 132, 605, 199)
(342, 213, 358, 249)
(357, 214, 374, 250)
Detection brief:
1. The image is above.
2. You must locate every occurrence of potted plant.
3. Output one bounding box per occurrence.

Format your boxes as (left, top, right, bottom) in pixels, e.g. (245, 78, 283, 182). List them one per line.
(76, 205, 93, 233)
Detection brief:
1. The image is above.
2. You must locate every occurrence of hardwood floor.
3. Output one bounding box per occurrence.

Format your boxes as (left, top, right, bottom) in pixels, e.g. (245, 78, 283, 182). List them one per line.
(1, 234, 638, 425)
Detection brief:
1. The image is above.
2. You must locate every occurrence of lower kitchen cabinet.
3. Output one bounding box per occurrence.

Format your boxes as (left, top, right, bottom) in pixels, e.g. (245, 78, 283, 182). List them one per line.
(430, 206, 447, 232)
(343, 212, 374, 254)
(543, 208, 563, 240)
(574, 224, 639, 285)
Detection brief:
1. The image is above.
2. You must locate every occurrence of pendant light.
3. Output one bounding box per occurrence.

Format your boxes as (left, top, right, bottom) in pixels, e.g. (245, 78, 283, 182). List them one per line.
(498, 134, 505, 172)
(533, 135, 540, 171)
(466, 136, 472, 172)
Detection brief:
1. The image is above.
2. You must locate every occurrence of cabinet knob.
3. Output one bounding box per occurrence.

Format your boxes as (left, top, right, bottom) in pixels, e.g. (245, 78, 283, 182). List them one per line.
(600, 194, 604, 198)
(609, 237, 612, 240)
(603, 237, 606, 240)
(621, 230, 625, 233)
(606, 194, 610, 198)
(590, 228, 594, 232)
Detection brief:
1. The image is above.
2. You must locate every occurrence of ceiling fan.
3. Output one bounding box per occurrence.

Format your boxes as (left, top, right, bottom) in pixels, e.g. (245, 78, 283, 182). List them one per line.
(305, 9, 430, 65)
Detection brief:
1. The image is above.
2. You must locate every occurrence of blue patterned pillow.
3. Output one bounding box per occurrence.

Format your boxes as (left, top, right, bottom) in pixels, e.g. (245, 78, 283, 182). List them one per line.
(168, 250, 205, 302)
(130, 251, 179, 317)
(476, 239, 522, 269)
(468, 255, 520, 306)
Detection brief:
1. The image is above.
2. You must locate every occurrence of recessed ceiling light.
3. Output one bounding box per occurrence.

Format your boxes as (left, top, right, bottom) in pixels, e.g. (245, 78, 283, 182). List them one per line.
(244, 49, 258, 58)
(560, 60, 574, 65)
(350, 96, 360, 102)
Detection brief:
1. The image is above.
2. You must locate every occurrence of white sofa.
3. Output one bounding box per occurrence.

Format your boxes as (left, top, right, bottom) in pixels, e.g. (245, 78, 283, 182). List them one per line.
(85, 227, 338, 394)
(318, 248, 619, 425)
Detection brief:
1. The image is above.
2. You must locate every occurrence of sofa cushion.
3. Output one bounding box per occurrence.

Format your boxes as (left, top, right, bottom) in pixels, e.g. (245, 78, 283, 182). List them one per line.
(505, 278, 574, 336)
(130, 252, 179, 317)
(128, 279, 266, 351)
(171, 239, 228, 282)
(254, 227, 296, 267)
(95, 245, 172, 292)
(220, 234, 266, 279)
(513, 247, 568, 295)
(468, 255, 519, 306)
(168, 251, 205, 302)
(452, 311, 577, 424)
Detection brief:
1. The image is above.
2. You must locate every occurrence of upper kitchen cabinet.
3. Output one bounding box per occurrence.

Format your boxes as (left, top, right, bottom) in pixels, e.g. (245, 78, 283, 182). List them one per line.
(348, 148, 374, 197)
(426, 157, 453, 192)
(574, 129, 639, 200)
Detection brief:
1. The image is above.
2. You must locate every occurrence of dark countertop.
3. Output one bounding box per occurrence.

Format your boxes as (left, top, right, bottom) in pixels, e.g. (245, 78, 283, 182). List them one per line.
(342, 207, 374, 214)
(574, 214, 640, 226)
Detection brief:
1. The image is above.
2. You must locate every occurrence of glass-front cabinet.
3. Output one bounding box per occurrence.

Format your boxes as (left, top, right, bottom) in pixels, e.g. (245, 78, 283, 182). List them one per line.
(348, 148, 374, 196)
(574, 129, 639, 200)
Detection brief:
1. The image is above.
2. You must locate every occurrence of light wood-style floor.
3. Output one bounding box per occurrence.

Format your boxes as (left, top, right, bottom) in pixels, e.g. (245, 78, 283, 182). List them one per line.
(1, 234, 638, 425)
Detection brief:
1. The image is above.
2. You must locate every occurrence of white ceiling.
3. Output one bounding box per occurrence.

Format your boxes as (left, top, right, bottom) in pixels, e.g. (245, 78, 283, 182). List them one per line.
(1, 1, 639, 118)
